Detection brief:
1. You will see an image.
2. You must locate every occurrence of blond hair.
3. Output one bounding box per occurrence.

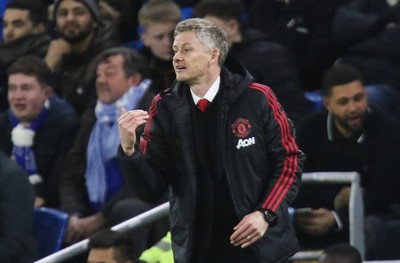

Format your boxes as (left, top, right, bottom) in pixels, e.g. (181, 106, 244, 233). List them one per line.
(138, 0, 181, 30)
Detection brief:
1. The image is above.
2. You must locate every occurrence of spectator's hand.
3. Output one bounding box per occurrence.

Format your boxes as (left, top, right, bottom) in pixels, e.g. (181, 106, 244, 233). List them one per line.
(230, 211, 268, 248)
(65, 214, 85, 244)
(295, 208, 335, 236)
(45, 39, 71, 70)
(334, 186, 351, 210)
(34, 197, 45, 208)
(118, 107, 149, 156)
(64, 213, 106, 244)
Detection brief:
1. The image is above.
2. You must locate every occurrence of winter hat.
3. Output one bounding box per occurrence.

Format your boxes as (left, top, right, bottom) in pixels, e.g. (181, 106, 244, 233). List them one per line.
(54, 0, 100, 23)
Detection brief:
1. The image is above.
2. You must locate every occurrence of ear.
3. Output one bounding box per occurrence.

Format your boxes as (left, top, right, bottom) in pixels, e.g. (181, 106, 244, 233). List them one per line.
(323, 96, 330, 111)
(129, 73, 142, 86)
(140, 32, 149, 47)
(227, 19, 239, 34)
(210, 48, 220, 65)
(44, 86, 54, 98)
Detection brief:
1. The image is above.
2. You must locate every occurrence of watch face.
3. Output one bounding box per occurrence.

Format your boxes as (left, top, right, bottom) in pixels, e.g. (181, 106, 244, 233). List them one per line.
(264, 210, 277, 224)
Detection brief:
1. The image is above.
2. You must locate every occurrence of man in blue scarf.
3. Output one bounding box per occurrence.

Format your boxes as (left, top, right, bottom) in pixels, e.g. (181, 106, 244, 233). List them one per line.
(0, 55, 79, 208)
(60, 47, 168, 258)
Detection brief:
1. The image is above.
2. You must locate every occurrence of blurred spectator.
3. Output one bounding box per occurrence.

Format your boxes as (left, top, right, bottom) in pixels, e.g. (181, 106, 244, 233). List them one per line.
(0, 0, 50, 112)
(139, 231, 173, 263)
(60, 47, 167, 257)
(137, 0, 181, 92)
(194, 0, 312, 126)
(248, 0, 350, 91)
(294, 64, 400, 260)
(0, 56, 79, 208)
(319, 243, 362, 263)
(88, 229, 137, 263)
(88, 229, 174, 263)
(0, 150, 36, 263)
(104, 0, 145, 43)
(45, 0, 120, 116)
(333, 0, 400, 118)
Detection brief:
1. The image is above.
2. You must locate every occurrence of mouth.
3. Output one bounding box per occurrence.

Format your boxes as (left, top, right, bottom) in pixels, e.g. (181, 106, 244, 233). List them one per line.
(63, 24, 79, 32)
(12, 103, 26, 112)
(346, 114, 362, 127)
(174, 65, 186, 72)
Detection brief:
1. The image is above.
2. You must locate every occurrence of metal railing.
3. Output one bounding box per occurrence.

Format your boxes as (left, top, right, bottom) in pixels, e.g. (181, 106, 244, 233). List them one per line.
(289, 172, 364, 261)
(35, 202, 170, 263)
(35, 172, 364, 262)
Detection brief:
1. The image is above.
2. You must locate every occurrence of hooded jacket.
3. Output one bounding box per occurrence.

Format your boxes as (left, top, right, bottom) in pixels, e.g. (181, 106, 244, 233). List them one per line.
(119, 57, 305, 263)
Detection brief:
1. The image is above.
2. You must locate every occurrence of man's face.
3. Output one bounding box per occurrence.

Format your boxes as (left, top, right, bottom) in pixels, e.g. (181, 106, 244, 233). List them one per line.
(96, 55, 135, 104)
(141, 22, 176, 61)
(87, 247, 120, 263)
(323, 80, 368, 136)
(172, 31, 216, 86)
(55, 0, 96, 43)
(8, 73, 51, 123)
(2, 9, 35, 44)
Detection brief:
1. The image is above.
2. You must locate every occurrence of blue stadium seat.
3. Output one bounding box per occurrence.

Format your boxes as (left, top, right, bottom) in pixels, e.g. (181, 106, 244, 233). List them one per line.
(304, 90, 324, 112)
(33, 207, 69, 259)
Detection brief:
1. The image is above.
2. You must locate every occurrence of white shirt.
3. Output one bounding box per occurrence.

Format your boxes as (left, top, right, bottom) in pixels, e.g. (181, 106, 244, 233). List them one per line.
(190, 76, 220, 105)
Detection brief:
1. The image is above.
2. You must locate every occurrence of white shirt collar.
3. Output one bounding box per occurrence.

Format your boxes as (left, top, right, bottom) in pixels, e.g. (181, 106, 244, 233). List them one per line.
(190, 76, 220, 105)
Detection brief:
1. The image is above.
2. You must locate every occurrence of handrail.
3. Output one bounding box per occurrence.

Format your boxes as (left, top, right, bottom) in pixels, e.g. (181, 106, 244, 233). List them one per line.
(35, 202, 170, 263)
(36, 172, 364, 262)
(291, 172, 365, 260)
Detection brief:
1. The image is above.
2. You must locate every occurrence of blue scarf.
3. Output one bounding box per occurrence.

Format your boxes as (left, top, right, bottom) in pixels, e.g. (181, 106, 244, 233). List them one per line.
(85, 79, 151, 206)
(9, 99, 50, 185)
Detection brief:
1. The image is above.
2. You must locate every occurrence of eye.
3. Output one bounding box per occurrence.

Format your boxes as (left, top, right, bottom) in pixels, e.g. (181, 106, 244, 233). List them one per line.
(337, 98, 348, 106)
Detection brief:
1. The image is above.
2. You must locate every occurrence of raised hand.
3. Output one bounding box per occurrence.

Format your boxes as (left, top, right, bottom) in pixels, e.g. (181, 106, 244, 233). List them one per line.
(118, 107, 149, 156)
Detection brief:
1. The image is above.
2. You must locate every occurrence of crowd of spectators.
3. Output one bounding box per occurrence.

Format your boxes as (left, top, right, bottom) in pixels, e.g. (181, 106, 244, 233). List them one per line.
(0, 0, 399, 262)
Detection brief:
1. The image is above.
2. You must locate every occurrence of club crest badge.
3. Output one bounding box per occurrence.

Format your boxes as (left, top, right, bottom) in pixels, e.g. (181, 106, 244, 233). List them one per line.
(231, 118, 252, 138)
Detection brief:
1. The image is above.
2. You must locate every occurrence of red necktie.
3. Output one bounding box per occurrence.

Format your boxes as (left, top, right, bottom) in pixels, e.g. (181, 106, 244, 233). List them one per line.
(197, 98, 210, 112)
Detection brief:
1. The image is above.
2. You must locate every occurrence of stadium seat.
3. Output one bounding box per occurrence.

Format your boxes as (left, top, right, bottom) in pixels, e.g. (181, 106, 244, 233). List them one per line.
(304, 90, 324, 111)
(33, 207, 69, 259)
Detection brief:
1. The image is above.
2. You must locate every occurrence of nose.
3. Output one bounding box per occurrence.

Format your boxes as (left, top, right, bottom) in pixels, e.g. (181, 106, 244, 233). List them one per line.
(173, 51, 181, 62)
(96, 73, 106, 85)
(65, 11, 76, 21)
(3, 26, 13, 40)
(347, 100, 359, 113)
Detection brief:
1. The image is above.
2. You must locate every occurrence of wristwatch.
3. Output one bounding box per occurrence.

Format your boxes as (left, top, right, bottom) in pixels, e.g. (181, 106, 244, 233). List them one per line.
(258, 208, 278, 226)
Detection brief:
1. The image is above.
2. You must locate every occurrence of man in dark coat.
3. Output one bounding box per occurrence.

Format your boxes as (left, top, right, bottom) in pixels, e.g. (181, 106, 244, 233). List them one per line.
(333, 0, 400, 117)
(0, 150, 36, 263)
(294, 65, 400, 260)
(0, 0, 50, 112)
(118, 18, 304, 263)
(45, 0, 120, 116)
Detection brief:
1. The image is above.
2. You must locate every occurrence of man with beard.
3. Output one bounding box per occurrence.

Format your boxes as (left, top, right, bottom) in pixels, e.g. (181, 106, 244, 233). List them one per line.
(0, 0, 50, 112)
(45, 0, 120, 116)
(294, 64, 400, 260)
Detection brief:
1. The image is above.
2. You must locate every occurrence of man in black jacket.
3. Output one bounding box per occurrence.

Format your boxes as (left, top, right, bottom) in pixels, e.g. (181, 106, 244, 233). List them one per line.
(294, 64, 400, 260)
(193, 0, 311, 127)
(0, 150, 36, 263)
(45, 0, 120, 116)
(118, 18, 304, 263)
(0, 0, 50, 112)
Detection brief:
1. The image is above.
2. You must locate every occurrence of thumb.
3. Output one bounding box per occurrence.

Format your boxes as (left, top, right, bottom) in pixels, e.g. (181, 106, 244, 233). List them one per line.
(121, 106, 127, 115)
